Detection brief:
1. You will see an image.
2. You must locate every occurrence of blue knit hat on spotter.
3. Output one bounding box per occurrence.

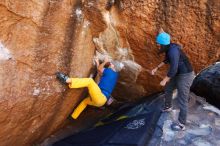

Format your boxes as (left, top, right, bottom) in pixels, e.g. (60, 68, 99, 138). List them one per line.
(156, 32, 171, 45)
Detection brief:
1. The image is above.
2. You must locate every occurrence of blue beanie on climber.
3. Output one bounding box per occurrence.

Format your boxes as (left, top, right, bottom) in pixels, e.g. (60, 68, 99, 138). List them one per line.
(156, 32, 171, 45)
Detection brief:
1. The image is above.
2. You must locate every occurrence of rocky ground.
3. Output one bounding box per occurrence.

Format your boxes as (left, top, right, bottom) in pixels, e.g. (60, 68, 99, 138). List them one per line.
(149, 93, 220, 146)
(40, 93, 220, 146)
(0, 0, 219, 145)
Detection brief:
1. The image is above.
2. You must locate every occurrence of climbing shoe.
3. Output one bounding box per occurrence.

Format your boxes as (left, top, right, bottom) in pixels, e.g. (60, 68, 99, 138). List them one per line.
(56, 72, 69, 84)
(67, 116, 75, 122)
(171, 122, 186, 131)
(162, 106, 172, 112)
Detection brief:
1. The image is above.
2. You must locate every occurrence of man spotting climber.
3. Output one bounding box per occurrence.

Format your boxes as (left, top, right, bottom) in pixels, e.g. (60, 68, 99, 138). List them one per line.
(151, 30, 194, 131)
(56, 57, 119, 119)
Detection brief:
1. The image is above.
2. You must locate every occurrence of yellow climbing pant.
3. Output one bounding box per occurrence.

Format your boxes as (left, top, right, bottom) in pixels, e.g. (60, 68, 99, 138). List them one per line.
(69, 78, 107, 119)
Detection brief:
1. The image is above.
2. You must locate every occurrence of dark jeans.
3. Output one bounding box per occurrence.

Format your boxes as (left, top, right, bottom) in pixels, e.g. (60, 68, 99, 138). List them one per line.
(164, 72, 195, 125)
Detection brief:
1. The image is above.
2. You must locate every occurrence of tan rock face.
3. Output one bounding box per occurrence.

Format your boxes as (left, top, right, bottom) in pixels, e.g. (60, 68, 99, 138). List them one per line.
(0, 0, 219, 145)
